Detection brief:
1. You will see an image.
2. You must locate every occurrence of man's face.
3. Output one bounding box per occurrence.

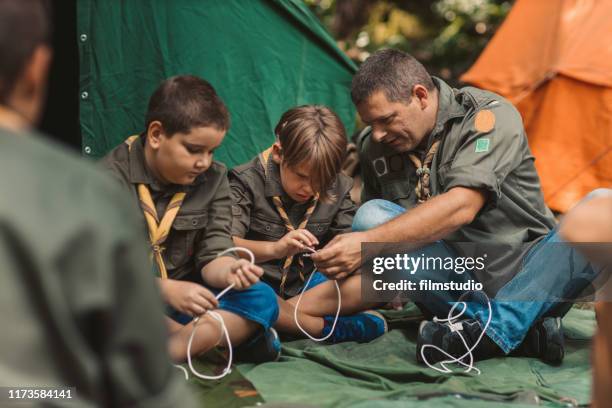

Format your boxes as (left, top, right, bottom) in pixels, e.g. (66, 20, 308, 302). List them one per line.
(148, 124, 226, 185)
(279, 160, 315, 203)
(357, 89, 436, 153)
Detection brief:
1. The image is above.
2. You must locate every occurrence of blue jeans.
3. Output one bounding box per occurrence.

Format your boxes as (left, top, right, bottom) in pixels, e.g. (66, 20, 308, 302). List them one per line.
(167, 281, 279, 331)
(353, 189, 610, 354)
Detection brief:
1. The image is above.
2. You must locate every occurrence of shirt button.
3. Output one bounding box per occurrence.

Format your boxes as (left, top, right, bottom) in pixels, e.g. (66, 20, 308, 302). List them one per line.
(317, 226, 323, 232)
(81, 91, 89, 100)
(84, 146, 92, 154)
(265, 225, 271, 231)
(191, 219, 198, 226)
(80, 34, 88, 42)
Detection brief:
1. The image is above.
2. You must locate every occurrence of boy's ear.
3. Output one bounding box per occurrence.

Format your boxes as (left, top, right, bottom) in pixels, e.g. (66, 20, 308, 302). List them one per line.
(147, 121, 165, 149)
(271, 141, 283, 164)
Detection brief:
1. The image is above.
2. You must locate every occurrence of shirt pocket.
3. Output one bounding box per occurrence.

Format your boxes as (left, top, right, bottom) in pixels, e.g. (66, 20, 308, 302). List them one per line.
(249, 215, 287, 240)
(167, 212, 209, 268)
(306, 221, 331, 239)
(381, 181, 414, 205)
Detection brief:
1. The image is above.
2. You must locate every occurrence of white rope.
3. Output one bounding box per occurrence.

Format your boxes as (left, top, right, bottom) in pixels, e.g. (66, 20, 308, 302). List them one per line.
(175, 247, 255, 380)
(420, 291, 492, 375)
(293, 248, 342, 341)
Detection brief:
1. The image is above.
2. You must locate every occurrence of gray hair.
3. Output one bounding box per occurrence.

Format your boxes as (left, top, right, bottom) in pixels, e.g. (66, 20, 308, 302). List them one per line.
(351, 49, 435, 106)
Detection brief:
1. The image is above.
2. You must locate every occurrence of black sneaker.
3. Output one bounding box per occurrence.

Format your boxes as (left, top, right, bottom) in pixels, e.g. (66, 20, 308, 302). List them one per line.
(234, 328, 281, 364)
(416, 319, 503, 365)
(511, 317, 564, 365)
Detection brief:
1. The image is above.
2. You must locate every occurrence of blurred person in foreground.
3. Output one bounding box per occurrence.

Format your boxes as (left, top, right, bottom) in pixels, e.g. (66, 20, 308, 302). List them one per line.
(560, 190, 612, 408)
(0, 1, 195, 406)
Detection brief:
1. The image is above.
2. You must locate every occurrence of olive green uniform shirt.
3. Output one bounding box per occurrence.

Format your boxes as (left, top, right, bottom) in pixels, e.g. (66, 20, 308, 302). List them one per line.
(0, 128, 195, 407)
(360, 78, 556, 293)
(230, 156, 356, 298)
(101, 134, 236, 283)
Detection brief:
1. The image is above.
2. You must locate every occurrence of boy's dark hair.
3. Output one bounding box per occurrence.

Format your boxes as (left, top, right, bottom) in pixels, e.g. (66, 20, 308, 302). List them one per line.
(351, 49, 435, 106)
(145, 75, 230, 136)
(274, 105, 347, 202)
(0, 0, 51, 103)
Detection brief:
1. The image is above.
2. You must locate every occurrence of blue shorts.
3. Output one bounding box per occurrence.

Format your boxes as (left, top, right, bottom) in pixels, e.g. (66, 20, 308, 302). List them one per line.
(166, 281, 279, 329)
(266, 271, 329, 298)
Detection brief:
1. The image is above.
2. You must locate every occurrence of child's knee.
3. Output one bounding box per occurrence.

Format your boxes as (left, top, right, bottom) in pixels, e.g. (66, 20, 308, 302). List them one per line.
(585, 188, 612, 201)
(353, 199, 404, 231)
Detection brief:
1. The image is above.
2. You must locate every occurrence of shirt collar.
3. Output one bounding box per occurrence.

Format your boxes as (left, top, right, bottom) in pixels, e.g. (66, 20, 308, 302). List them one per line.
(431, 77, 467, 137)
(262, 157, 287, 198)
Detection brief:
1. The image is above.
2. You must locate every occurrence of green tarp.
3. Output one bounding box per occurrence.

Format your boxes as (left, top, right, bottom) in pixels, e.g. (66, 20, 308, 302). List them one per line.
(240, 307, 594, 407)
(185, 306, 594, 407)
(77, 0, 357, 165)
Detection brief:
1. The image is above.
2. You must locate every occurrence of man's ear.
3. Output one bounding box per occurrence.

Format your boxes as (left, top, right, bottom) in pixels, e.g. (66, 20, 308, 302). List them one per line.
(271, 141, 283, 164)
(147, 121, 166, 149)
(412, 85, 430, 110)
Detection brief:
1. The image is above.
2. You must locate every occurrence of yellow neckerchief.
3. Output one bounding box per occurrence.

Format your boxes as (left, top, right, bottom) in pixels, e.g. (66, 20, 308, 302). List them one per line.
(407, 139, 441, 203)
(125, 135, 186, 279)
(259, 147, 318, 296)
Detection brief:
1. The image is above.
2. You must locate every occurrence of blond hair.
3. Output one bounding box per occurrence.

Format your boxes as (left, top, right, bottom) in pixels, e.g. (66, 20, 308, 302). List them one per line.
(274, 105, 347, 202)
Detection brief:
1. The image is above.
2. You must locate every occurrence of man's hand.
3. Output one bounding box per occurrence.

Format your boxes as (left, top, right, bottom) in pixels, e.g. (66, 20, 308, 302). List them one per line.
(311, 231, 367, 280)
(275, 228, 319, 258)
(162, 279, 219, 317)
(226, 259, 264, 289)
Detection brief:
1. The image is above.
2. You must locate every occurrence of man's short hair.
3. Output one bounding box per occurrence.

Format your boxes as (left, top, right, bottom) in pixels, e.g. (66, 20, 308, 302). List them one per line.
(274, 105, 347, 202)
(0, 0, 51, 103)
(145, 75, 230, 136)
(351, 49, 435, 106)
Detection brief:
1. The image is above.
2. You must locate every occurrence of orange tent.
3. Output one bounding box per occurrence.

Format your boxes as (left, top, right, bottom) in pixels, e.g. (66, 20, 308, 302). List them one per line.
(461, 0, 612, 213)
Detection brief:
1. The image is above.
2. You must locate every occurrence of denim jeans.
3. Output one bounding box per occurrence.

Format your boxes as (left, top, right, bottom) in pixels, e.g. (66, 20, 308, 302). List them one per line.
(353, 189, 611, 353)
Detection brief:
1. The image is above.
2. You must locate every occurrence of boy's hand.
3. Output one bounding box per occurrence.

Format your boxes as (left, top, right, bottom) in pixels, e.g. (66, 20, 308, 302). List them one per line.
(163, 279, 219, 317)
(227, 259, 264, 289)
(275, 229, 319, 258)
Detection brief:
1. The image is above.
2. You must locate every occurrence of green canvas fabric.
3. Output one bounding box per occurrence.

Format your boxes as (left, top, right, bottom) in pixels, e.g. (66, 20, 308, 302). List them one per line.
(77, 0, 356, 165)
(235, 307, 594, 408)
(176, 351, 265, 408)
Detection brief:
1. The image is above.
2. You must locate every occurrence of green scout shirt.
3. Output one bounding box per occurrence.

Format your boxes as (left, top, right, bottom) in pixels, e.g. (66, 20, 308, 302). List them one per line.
(359, 78, 556, 294)
(0, 127, 195, 407)
(101, 134, 236, 283)
(230, 156, 356, 298)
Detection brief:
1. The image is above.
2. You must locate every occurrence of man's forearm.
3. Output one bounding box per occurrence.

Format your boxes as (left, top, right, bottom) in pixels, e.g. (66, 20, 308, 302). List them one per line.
(364, 188, 484, 244)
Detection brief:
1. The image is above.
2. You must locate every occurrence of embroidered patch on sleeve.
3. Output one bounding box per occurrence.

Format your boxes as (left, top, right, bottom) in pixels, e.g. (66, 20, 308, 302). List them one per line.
(475, 138, 490, 153)
(474, 109, 496, 133)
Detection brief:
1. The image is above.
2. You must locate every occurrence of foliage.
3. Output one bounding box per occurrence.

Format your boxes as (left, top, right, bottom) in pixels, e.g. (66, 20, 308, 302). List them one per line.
(305, 0, 512, 86)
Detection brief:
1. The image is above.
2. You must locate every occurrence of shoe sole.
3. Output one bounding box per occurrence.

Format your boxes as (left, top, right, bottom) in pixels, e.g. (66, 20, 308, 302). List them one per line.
(363, 310, 389, 334)
(416, 320, 428, 364)
(269, 327, 281, 362)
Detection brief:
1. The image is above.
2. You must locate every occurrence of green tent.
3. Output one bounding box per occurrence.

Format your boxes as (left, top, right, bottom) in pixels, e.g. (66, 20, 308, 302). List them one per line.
(77, 0, 357, 166)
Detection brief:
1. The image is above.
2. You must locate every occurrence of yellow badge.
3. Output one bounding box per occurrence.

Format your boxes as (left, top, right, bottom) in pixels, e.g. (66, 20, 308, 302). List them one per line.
(474, 109, 496, 133)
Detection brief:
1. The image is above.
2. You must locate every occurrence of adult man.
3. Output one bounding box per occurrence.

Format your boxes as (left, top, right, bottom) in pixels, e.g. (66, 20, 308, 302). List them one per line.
(0, 1, 195, 405)
(312, 49, 599, 364)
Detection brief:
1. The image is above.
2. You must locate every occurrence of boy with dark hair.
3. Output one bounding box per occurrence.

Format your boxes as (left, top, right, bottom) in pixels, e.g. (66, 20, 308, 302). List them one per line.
(0, 1, 196, 406)
(102, 75, 280, 363)
(230, 105, 387, 343)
